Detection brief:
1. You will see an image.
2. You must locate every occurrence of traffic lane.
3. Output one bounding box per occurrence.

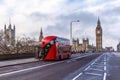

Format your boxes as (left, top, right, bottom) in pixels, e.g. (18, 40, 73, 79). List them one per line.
(108, 52, 120, 80)
(0, 61, 56, 74)
(0, 53, 97, 74)
(0, 54, 100, 80)
(68, 53, 107, 80)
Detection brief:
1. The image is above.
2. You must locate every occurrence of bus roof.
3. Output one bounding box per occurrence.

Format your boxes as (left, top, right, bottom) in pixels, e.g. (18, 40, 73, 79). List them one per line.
(42, 36, 57, 41)
(42, 35, 69, 41)
(41, 36, 56, 47)
(41, 35, 69, 47)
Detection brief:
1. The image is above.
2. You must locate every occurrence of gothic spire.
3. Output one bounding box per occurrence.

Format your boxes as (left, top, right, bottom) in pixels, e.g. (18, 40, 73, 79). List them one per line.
(98, 17, 100, 24)
(40, 27, 43, 34)
(13, 25, 15, 30)
(39, 27, 43, 42)
(97, 17, 100, 25)
(96, 17, 102, 29)
(4, 24, 6, 30)
(4, 24, 6, 33)
(8, 18, 12, 29)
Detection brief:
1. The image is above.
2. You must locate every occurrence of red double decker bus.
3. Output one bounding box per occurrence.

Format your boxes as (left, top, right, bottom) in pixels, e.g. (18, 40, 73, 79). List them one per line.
(39, 36, 71, 60)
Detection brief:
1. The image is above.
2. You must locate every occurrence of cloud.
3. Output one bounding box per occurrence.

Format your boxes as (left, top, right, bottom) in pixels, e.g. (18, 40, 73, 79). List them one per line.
(30, 12, 48, 21)
(0, 0, 119, 50)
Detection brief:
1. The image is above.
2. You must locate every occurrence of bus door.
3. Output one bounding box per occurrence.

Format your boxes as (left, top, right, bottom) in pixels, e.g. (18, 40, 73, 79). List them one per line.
(40, 43, 51, 59)
(41, 40, 55, 59)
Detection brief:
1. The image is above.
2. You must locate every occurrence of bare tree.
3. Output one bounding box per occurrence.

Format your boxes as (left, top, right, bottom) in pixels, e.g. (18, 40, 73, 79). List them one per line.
(0, 30, 12, 54)
(0, 31, 38, 54)
(15, 35, 37, 54)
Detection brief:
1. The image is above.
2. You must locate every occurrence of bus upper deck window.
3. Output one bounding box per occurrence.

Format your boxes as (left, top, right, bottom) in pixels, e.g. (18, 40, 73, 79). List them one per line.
(50, 40, 54, 45)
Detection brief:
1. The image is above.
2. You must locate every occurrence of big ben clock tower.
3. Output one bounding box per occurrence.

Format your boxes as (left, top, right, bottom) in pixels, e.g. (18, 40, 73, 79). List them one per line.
(96, 18, 102, 52)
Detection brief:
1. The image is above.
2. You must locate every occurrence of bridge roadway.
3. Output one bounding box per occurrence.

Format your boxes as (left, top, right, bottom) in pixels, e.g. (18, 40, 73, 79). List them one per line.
(0, 52, 119, 80)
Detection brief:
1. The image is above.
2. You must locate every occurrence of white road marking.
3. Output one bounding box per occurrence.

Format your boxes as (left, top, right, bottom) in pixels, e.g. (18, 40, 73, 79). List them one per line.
(85, 72, 102, 76)
(103, 54, 107, 80)
(89, 68, 103, 72)
(94, 63, 105, 66)
(84, 66, 90, 71)
(72, 72, 83, 80)
(72, 53, 106, 80)
(0, 61, 64, 77)
(103, 72, 107, 80)
(104, 66, 106, 71)
(92, 65, 104, 68)
(91, 60, 96, 65)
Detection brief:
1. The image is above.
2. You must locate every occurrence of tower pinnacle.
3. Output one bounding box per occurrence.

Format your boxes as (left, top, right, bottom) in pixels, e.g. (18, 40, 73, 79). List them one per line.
(39, 27, 43, 42)
(97, 17, 101, 27)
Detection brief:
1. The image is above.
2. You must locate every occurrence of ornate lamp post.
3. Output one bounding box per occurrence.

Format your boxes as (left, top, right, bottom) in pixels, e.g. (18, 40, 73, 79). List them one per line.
(70, 20, 80, 46)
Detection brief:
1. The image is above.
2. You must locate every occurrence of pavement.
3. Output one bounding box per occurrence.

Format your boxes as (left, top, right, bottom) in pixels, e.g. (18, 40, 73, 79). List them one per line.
(0, 58, 38, 67)
(0, 53, 95, 68)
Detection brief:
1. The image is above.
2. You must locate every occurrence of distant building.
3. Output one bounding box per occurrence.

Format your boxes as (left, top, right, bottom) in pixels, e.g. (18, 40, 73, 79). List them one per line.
(72, 38, 95, 53)
(88, 44, 96, 52)
(4, 23, 15, 46)
(105, 47, 114, 52)
(96, 18, 102, 52)
(117, 42, 120, 52)
(72, 38, 81, 52)
(82, 38, 89, 52)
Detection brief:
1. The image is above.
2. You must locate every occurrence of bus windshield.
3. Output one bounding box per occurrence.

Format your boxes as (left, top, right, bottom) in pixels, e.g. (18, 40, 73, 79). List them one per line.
(40, 39, 56, 59)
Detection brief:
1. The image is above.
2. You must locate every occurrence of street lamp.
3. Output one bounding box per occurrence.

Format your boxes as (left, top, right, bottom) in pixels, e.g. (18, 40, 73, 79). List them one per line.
(70, 20, 80, 46)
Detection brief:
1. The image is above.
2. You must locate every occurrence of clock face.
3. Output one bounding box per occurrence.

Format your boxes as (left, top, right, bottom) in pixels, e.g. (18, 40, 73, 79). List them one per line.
(97, 30, 100, 34)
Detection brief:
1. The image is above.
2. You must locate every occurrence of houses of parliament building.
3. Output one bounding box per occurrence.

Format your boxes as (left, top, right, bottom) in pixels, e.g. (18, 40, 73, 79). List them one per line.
(72, 18, 103, 52)
(0, 22, 15, 46)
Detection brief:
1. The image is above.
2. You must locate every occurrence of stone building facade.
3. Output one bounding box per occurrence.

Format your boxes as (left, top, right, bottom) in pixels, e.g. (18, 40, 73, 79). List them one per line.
(4, 23, 15, 46)
(72, 38, 95, 53)
(82, 38, 89, 52)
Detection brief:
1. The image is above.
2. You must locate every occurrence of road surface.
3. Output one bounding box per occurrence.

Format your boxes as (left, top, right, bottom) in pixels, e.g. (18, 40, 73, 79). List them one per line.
(0, 52, 120, 80)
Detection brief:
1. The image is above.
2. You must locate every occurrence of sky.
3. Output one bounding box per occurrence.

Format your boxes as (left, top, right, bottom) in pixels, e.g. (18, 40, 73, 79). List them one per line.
(0, 0, 120, 50)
